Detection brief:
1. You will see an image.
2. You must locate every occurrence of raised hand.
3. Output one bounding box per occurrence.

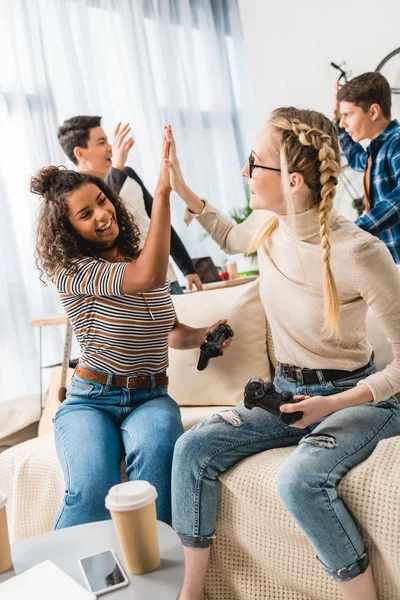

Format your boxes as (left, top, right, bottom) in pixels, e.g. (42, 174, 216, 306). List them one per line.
(333, 80, 341, 123)
(164, 125, 189, 197)
(164, 125, 205, 214)
(112, 122, 135, 171)
(155, 127, 172, 195)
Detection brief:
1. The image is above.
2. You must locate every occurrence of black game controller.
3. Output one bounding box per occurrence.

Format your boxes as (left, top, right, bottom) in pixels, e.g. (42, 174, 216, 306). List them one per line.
(197, 323, 234, 371)
(243, 377, 303, 428)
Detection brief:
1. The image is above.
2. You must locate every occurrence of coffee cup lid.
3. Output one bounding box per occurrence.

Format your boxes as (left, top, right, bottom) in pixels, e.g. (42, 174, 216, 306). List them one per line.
(0, 493, 8, 510)
(105, 481, 157, 512)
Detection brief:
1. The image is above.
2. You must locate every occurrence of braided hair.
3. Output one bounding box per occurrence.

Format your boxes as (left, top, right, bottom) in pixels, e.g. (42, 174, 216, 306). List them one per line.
(247, 107, 341, 338)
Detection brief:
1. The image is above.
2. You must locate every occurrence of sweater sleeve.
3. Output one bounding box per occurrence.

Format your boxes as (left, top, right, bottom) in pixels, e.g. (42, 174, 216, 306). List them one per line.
(184, 200, 273, 255)
(353, 237, 400, 402)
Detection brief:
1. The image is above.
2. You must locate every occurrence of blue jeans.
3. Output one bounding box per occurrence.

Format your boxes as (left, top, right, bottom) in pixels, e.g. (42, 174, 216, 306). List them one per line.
(171, 362, 400, 582)
(54, 369, 184, 529)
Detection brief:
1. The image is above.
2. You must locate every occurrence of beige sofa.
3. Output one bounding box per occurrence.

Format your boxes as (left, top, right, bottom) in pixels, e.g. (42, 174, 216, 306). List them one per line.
(1, 280, 399, 599)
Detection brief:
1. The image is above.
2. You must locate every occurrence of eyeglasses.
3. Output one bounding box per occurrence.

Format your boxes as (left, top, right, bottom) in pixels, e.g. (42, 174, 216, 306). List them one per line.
(248, 153, 281, 179)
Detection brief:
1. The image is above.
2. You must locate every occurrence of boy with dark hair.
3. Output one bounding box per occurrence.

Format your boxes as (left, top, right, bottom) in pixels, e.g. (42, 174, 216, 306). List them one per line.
(57, 116, 202, 292)
(334, 72, 400, 263)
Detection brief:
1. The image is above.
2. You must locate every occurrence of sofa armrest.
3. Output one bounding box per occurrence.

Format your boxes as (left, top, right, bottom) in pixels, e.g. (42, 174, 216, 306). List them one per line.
(0, 394, 41, 441)
(0, 434, 65, 541)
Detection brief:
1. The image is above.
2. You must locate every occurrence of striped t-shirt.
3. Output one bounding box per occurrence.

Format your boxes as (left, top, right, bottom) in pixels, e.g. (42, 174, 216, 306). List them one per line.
(55, 257, 176, 375)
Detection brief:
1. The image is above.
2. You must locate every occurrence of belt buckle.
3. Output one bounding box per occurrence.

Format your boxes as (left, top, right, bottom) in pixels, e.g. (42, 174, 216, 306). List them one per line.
(281, 364, 288, 376)
(295, 367, 304, 384)
(282, 365, 296, 382)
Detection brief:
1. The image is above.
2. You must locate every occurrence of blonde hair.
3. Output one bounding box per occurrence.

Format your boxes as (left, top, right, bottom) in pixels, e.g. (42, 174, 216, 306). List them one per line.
(247, 107, 341, 338)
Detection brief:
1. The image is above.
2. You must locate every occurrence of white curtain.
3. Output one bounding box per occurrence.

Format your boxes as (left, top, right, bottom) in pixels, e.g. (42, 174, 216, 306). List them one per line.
(0, 0, 256, 403)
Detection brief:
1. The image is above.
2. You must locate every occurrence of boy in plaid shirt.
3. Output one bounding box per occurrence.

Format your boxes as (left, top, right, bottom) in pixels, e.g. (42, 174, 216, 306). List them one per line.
(334, 72, 400, 263)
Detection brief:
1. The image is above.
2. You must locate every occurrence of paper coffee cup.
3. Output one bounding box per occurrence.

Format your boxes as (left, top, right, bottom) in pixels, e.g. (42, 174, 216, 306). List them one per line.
(226, 262, 238, 280)
(0, 493, 12, 574)
(105, 481, 160, 575)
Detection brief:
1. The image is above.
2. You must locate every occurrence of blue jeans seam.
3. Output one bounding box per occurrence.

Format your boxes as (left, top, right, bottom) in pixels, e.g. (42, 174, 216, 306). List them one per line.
(53, 420, 72, 529)
(319, 410, 395, 563)
(193, 430, 305, 536)
(322, 486, 362, 561)
(121, 425, 138, 480)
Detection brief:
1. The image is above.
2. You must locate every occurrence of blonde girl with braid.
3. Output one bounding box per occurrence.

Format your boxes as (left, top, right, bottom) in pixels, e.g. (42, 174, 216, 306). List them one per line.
(165, 108, 400, 600)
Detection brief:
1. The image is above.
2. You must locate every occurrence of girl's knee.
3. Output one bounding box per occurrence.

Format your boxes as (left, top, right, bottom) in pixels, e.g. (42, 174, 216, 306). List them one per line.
(172, 428, 207, 473)
(173, 429, 196, 461)
(81, 473, 118, 501)
(149, 431, 181, 462)
(155, 417, 184, 443)
(277, 457, 308, 506)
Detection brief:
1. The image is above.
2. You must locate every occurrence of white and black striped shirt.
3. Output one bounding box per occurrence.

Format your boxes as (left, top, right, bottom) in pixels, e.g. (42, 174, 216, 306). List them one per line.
(55, 257, 176, 375)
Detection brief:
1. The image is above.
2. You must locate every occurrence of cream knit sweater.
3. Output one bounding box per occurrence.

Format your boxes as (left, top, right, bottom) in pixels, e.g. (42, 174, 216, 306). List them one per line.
(185, 202, 400, 404)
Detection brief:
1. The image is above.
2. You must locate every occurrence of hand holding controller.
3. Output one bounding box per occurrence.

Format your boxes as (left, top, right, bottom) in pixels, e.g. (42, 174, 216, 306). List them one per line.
(243, 377, 303, 428)
(197, 323, 234, 371)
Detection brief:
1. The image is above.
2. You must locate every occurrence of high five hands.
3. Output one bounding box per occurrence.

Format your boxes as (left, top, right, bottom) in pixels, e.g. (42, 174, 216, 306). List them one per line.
(163, 125, 203, 291)
(163, 125, 189, 198)
(155, 126, 172, 194)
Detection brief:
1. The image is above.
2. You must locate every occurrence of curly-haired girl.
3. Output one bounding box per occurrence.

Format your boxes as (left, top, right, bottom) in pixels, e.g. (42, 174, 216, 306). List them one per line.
(32, 130, 229, 528)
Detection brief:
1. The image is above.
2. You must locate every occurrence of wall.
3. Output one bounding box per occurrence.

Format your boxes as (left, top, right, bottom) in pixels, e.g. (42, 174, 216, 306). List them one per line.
(238, 0, 400, 122)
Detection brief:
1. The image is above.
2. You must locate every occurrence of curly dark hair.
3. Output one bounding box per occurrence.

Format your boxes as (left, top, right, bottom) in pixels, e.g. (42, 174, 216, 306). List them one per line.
(31, 166, 141, 283)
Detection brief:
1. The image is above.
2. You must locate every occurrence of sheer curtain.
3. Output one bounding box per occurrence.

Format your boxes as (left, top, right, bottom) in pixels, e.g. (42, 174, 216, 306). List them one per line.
(0, 0, 256, 403)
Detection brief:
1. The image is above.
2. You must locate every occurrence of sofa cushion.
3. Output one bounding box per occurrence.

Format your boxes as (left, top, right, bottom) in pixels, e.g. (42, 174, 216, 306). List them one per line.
(180, 406, 224, 430)
(169, 280, 271, 406)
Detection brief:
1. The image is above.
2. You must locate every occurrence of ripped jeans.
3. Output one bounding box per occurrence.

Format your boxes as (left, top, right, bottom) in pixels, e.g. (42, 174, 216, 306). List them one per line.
(171, 362, 400, 582)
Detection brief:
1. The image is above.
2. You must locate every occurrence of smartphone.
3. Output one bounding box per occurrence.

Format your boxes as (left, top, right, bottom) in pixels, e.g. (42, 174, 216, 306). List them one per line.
(79, 549, 129, 596)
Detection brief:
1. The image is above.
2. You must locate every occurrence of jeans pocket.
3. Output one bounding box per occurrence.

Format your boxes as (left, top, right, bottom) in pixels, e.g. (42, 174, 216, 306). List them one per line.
(325, 377, 360, 392)
(325, 362, 381, 392)
(67, 376, 103, 399)
(367, 397, 398, 410)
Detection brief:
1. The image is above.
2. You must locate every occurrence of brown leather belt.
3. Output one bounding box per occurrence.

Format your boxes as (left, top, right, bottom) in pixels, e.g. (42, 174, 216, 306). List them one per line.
(75, 366, 168, 389)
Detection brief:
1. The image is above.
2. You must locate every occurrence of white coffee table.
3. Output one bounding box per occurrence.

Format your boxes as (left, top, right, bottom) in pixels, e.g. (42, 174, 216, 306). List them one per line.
(0, 519, 184, 599)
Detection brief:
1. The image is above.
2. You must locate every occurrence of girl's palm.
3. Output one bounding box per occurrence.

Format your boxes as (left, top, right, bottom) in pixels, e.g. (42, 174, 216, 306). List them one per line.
(165, 126, 187, 196)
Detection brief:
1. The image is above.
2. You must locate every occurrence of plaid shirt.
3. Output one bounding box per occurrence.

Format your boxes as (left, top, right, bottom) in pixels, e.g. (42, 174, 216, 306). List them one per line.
(338, 119, 400, 263)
